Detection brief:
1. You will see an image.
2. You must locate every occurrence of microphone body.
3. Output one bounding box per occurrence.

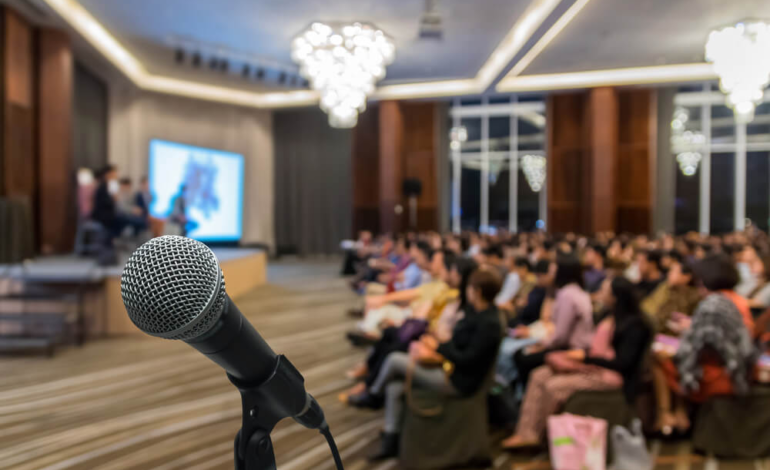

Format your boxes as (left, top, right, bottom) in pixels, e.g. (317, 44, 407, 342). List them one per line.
(120, 236, 326, 432)
(187, 295, 276, 385)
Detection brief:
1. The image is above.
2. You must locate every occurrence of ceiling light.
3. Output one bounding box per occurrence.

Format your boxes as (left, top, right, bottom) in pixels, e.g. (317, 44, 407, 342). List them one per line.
(449, 126, 468, 151)
(208, 57, 219, 70)
(292, 21, 395, 128)
(219, 59, 229, 73)
(174, 48, 185, 64)
(242, 64, 251, 78)
(706, 21, 770, 122)
(278, 72, 286, 84)
(255, 68, 265, 80)
(520, 154, 546, 192)
(192, 52, 201, 68)
(671, 107, 706, 176)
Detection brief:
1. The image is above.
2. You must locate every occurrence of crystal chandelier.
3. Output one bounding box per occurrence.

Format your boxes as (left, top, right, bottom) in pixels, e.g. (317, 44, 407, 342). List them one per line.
(449, 126, 468, 151)
(671, 107, 706, 176)
(520, 155, 546, 192)
(292, 22, 395, 128)
(705, 21, 770, 122)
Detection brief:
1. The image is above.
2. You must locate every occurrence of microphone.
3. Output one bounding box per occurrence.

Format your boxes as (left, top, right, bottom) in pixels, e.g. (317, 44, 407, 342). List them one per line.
(121, 236, 340, 469)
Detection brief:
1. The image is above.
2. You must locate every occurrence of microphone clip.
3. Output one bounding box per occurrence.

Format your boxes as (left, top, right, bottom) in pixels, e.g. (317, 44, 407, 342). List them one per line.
(229, 355, 310, 470)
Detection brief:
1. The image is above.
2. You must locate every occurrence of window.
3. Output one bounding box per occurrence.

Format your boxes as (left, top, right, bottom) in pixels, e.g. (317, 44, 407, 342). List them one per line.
(449, 96, 546, 232)
(673, 84, 770, 233)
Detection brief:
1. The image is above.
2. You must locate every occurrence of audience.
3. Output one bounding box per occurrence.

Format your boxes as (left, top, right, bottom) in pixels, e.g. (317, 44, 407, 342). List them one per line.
(502, 276, 652, 448)
(342, 229, 768, 462)
(362, 268, 503, 460)
(514, 254, 594, 388)
(91, 165, 147, 239)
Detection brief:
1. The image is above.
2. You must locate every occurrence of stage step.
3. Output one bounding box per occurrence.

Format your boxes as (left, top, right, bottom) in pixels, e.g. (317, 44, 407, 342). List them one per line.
(0, 337, 57, 356)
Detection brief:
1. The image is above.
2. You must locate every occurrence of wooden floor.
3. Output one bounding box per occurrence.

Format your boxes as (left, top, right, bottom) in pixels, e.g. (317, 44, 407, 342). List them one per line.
(0, 260, 760, 470)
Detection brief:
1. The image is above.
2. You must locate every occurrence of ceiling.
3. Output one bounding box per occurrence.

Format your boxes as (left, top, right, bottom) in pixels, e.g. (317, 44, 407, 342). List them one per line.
(9, 0, 769, 107)
(74, 0, 533, 87)
(523, 0, 770, 75)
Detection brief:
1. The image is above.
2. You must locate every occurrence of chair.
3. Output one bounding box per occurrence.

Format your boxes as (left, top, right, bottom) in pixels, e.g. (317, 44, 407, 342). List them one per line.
(74, 219, 111, 257)
(692, 386, 770, 459)
(399, 377, 494, 469)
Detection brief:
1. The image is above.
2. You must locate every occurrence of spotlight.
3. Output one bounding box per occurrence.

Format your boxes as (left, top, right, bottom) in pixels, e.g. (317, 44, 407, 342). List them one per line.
(255, 68, 265, 80)
(209, 57, 219, 70)
(192, 52, 202, 67)
(219, 59, 229, 72)
(242, 64, 251, 78)
(174, 48, 185, 64)
(278, 72, 286, 84)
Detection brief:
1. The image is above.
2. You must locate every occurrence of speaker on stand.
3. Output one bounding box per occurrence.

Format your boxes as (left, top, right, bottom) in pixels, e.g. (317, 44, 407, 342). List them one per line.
(402, 178, 422, 230)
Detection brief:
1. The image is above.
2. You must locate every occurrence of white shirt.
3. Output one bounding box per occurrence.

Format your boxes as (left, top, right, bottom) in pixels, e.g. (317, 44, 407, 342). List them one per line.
(495, 272, 521, 306)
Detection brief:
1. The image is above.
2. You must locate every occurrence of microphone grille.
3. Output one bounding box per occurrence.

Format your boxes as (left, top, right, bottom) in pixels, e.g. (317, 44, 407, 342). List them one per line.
(121, 236, 227, 341)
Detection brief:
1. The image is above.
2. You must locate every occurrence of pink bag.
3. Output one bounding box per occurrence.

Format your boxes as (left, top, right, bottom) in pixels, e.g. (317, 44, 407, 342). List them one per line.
(547, 413, 607, 470)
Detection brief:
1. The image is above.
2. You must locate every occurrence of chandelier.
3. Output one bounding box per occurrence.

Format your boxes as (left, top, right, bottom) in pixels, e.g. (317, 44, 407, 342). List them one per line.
(705, 21, 770, 122)
(292, 22, 395, 128)
(671, 107, 706, 176)
(520, 155, 546, 192)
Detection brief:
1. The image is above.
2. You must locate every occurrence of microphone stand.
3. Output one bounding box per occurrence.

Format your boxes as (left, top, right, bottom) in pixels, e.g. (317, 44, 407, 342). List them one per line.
(230, 355, 321, 470)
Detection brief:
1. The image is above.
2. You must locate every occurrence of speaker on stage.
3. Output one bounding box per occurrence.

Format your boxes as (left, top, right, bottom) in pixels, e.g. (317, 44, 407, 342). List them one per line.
(402, 178, 422, 229)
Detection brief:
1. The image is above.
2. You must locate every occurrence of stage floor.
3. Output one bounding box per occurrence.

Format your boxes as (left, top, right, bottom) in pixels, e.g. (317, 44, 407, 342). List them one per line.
(0, 261, 753, 470)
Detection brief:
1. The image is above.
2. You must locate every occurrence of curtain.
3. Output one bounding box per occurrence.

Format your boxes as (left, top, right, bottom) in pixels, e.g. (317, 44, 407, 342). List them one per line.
(273, 109, 352, 256)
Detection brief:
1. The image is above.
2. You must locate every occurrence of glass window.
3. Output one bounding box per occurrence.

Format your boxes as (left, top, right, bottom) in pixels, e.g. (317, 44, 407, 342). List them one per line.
(517, 169, 540, 231)
(518, 116, 545, 151)
(710, 152, 735, 234)
(748, 102, 770, 145)
(674, 159, 700, 234)
(460, 117, 481, 153)
(711, 105, 736, 147)
(460, 157, 482, 230)
(489, 96, 512, 105)
(489, 116, 510, 152)
(488, 156, 510, 229)
(747, 151, 770, 231)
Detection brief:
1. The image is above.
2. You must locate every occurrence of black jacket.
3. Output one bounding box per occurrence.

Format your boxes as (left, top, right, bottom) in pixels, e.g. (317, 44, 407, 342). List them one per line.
(437, 306, 502, 396)
(584, 315, 652, 403)
(509, 287, 546, 328)
(91, 182, 116, 226)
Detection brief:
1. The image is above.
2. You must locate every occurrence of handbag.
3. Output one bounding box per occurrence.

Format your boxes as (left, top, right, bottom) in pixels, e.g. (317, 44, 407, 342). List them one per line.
(548, 413, 607, 470)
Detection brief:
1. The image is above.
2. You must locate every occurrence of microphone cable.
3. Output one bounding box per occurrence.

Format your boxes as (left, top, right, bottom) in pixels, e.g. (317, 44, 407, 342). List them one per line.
(320, 422, 344, 470)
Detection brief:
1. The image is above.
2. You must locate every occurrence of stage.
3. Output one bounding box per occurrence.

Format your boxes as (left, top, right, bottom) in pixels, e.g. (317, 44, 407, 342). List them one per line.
(0, 247, 267, 338)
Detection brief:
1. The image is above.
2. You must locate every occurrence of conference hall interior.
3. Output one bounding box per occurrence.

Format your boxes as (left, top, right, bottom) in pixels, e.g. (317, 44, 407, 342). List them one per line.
(2, 0, 770, 469)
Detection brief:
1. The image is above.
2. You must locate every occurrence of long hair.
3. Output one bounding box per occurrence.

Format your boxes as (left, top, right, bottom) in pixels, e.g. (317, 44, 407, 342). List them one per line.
(452, 257, 478, 312)
(554, 254, 584, 289)
(610, 276, 641, 326)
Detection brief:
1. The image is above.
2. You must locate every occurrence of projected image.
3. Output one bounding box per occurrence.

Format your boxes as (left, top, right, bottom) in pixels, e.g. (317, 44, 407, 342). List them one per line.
(149, 140, 244, 242)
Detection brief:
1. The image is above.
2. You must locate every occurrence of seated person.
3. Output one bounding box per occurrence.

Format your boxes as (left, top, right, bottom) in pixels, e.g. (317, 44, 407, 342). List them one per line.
(343, 257, 477, 403)
(361, 269, 503, 461)
(496, 256, 534, 313)
(641, 258, 701, 334)
(392, 240, 427, 292)
(91, 165, 147, 239)
(583, 243, 607, 294)
(496, 260, 553, 386)
(354, 245, 449, 340)
(513, 254, 595, 388)
(746, 256, 770, 310)
(355, 236, 412, 295)
(635, 249, 665, 298)
(652, 255, 757, 435)
(503, 277, 652, 449)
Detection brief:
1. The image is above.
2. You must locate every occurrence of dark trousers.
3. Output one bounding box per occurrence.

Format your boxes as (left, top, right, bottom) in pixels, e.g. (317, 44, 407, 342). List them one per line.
(365, 327, 409, 387)
(514, 347, 564, 390)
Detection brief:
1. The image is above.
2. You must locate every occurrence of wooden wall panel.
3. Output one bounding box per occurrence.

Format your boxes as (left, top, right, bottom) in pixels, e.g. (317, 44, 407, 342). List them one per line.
(37, 29, 74, 254)
(351, 105, 380, 234)
(587, 87, 618, 233)
(547, 93, 588, 233)
(378, 101, 405, 233)
(402, 102, 438, 231)
(617, 89, 655, 233)
(1, 8, 35, 200)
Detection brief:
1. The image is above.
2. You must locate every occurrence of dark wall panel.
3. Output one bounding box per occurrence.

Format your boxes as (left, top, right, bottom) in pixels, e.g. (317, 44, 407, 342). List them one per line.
(73, 62, 108, 171)
(273, 108, 352, 255)
(352, 105, 380, 234)
(617, 89, 654, 234)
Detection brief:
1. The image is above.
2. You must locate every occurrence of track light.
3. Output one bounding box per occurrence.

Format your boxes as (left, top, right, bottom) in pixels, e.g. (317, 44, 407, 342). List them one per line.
(174, 48, 185, 64)
(209, 57, 219, 70)
(255, 68, 265, 80)
(242, 64, 251, 78)
(192, 52, 202, 67)
(278, 72, 286, 84)
(302, 79, 309, 88)
(290, 75, 297, 86)
(219, 59, 229, 72)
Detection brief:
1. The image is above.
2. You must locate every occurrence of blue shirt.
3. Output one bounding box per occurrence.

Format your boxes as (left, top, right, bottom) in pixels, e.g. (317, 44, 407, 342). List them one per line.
(395, 262, 424, 291)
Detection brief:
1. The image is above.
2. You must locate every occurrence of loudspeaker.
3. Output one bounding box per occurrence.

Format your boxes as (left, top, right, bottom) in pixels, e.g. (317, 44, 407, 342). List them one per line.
(402, 178, 422, 198)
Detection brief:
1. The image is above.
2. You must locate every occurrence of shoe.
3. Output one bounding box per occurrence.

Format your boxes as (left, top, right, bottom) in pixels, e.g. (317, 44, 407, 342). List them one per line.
(347, 308, 365, 319)
(347, 391, 384, 409)
(369, 432, 399, 461)
(346, 331, 379, 347)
